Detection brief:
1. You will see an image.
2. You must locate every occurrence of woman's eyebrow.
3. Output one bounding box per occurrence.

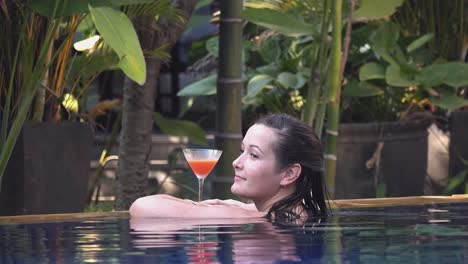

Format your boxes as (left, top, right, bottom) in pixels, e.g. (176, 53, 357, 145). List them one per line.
(248, 144, 264, 154)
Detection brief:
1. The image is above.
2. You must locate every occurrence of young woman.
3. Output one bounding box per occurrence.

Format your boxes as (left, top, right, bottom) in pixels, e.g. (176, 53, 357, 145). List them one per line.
(130, 113, 328, 220)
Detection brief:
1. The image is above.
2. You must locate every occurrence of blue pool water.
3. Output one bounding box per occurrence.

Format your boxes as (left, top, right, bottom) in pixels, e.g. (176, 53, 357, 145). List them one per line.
(0, 202, 467, 263)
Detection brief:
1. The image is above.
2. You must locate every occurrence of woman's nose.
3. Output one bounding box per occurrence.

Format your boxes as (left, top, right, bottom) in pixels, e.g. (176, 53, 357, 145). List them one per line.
(232, 154, 242, 169)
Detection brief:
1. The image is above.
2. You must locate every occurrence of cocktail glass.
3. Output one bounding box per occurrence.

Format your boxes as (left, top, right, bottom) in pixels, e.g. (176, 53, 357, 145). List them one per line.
(183, 148, 223, 201)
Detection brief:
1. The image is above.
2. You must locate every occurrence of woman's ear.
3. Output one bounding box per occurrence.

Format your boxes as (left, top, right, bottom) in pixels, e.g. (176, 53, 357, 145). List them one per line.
(280, 163, 302, 187)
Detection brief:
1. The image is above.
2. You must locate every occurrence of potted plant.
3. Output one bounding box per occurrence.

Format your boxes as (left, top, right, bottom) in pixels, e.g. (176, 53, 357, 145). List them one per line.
(0, 0, 147, 215)
(176, 0, 468, 199)
(336, 17, 468, 198)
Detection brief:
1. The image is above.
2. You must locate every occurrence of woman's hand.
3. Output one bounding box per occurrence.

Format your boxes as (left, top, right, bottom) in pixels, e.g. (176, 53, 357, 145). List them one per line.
(199, 199, 257, 211)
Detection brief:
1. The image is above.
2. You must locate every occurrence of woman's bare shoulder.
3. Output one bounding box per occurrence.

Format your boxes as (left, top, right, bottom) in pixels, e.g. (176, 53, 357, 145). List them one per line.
(129, 194, 265, 218)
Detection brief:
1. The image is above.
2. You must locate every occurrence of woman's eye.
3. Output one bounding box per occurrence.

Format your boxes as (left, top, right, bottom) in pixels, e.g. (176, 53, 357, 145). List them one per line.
(239, 149, 244, 154)
(250, 153, 258, 159)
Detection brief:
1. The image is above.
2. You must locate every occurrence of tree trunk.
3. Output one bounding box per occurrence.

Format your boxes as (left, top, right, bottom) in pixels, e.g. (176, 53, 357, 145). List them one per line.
(115, 0, 198, 210)
(213, 0, 243, 199)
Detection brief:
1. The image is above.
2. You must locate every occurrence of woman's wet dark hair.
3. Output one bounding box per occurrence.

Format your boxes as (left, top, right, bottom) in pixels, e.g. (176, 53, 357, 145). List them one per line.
(254, 113, 328, 220)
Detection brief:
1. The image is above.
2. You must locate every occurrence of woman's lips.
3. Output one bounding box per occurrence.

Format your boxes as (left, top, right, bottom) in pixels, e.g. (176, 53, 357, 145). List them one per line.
(234, 175, 246, 181)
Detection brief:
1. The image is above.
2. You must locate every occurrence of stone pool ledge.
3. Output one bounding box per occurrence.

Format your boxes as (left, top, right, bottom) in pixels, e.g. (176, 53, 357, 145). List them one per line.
(332, 194, 468, 208)
(0, 211, 129, 224)
(0, 195, 467, 224)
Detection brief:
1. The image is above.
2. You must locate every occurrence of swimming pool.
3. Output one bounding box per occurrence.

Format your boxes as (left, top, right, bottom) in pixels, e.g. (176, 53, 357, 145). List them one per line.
(0, 196, 467, 263)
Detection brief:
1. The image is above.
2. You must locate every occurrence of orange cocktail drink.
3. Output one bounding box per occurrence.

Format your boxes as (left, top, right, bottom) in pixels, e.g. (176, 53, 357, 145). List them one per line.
(187, 160, 218, 179)
(183, 148, 223, 201)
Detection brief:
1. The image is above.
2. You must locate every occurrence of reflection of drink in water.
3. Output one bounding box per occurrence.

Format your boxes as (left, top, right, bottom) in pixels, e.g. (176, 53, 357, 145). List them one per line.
(187, 240, 218, 264)
(129, 218, 324, 264)
(187, 160, 218, 179)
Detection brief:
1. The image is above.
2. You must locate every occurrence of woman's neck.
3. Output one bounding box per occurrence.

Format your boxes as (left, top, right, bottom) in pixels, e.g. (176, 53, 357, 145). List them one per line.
(253, 186, 295, 212)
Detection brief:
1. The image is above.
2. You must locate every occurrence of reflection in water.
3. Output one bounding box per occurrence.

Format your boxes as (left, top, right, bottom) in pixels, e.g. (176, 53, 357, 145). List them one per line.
(0, 203, 467, 263)
(129, 217, 325, 263)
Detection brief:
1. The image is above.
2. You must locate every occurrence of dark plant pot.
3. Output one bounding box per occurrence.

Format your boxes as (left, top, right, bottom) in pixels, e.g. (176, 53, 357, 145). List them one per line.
(0, 122, 93, 216)
(335, 120, 431, 199)
(449, 111, 468, 193)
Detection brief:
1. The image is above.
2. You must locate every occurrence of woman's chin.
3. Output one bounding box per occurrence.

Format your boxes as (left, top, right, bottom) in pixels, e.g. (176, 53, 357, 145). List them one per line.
(230, 183, 243, 196)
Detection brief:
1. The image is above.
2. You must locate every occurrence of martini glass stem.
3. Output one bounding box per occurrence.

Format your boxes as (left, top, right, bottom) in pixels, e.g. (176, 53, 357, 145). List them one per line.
(198, 178, 205, 202)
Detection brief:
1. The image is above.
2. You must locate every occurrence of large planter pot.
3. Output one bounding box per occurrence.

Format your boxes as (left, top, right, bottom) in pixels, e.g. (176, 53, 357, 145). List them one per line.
(335, 120, 431, 199)
(0, 122, 93, 216)
(449, 111, 468, 193)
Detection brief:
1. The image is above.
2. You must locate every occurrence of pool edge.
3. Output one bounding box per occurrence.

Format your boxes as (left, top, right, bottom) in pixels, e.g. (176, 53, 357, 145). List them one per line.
(1, 195, 467, 224)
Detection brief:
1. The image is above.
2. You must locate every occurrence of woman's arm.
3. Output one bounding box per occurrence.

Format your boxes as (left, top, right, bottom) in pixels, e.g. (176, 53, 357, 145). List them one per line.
(129, 194, 265, 218)
(199, 199, 257, 211)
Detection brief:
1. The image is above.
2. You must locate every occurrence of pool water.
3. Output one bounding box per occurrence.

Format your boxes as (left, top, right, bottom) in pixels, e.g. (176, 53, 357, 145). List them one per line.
(1, 202, 467, 263)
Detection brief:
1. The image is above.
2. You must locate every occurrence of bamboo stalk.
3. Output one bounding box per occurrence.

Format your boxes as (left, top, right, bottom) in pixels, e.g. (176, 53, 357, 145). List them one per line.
(214, 0, 244, 199)
(303, 0, 331, 127)
(323, 0, 342, 198)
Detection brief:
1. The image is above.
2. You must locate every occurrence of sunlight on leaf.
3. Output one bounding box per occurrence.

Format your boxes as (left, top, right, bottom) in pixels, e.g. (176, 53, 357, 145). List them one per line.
(89, 5, 146, 84)
(355, 0, 405, 20)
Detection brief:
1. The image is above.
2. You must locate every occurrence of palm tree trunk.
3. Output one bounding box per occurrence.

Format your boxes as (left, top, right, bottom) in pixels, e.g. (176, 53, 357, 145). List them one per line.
(213, 0, 243, 199)
(115, 28, 159, 210)
(115, 0, 198, 210)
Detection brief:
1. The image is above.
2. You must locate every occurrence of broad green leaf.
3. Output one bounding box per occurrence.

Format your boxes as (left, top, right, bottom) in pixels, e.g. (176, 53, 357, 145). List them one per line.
(89, 5, 146, 85)
(244, 2, 280, 9)
(407, 33, 434, 53)
(30, 0, 153, 17)
(355, 0, 405, 20)
(154, 112, 207, 146)
(62, 93, 79, 113)
(243, 8, 314, 37)
(418, 64, 447, 88)
(177, 74, 217, 96)
(277, 72, 297, 89)
(371, 22, 400, 48)
(443, 170, 467, 195)
(294, 73, 307, 89)
(359, 62, 385, 81)
(385, 65, 419, 87)
(205, 36, 219, 58)
(258, 37, 281, 63)
(443, 62, 468, 88)
(256, 63, 280, 76)
(145, 44, 171, 59)
(246, 74, 274, 98)
(108, 0, 155, 5)
(30, 0, 97, 17)
(430, 88, 468, 110)
(342, 80, 384, 97)
(419, 62, 468, 88)
(370, 22, 400, 65)
(281, 57, 301, 73)
(68, 52, 119, 83)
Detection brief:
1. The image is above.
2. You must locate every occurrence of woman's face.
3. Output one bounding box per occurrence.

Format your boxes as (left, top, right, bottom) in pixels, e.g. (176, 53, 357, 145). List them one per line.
(231, 124, 283, 203)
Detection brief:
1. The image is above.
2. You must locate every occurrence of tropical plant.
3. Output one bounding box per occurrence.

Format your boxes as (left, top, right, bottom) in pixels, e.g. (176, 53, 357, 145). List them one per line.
(178, 0, 407, 196)
(0, 0, 155, 190)
(115, 0, 199, 209)
(443, 157, 468, 195)
(341, 21, 468, 123)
